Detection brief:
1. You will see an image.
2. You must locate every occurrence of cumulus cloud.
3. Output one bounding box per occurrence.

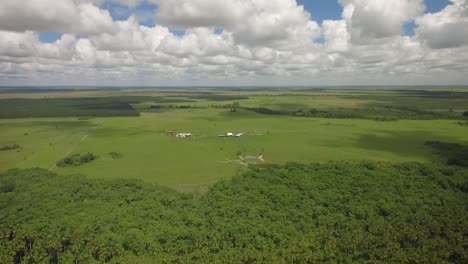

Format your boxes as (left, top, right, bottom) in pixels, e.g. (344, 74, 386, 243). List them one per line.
(416, 0, 468, 49)
(154, 0, 321, 48)
(339, 0, 425, 42)
(322, 20, 350, 53)
(0, 0, 116, 35)
(0, 0, 467, 85)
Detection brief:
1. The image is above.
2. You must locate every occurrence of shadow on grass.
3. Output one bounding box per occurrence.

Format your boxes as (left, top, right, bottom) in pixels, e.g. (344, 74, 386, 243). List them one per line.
(352, 130, 461, 159)
(425, 141, 468, 167)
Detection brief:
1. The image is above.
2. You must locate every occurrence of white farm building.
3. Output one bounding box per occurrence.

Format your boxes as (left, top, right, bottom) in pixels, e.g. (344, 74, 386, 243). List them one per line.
(176, 133, 192, 138)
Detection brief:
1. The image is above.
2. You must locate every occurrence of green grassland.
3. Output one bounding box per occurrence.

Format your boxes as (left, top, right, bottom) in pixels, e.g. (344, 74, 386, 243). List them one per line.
(1, 87, 467, 191)
(1, 106, 467, 191)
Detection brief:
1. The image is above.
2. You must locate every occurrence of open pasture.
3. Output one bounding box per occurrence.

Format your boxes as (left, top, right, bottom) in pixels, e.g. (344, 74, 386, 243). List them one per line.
(1, 106, 467, 191)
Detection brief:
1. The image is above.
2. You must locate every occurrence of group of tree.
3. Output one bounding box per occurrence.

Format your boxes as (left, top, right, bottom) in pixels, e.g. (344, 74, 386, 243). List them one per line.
(220, 104, 468, 121)
(56, 153, 97, 167)
(1, 161, 467, 263)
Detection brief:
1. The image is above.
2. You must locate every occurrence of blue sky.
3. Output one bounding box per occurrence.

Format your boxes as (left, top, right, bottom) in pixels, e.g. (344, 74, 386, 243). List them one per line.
(39, 0, 453, 43)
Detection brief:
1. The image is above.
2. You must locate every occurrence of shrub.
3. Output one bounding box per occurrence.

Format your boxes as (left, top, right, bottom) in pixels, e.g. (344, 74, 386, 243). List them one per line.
(0, 181, 15, 193)
(0, 144, 20, 151)
(109, 152, 123, 159)
(56, 153, 97, 167)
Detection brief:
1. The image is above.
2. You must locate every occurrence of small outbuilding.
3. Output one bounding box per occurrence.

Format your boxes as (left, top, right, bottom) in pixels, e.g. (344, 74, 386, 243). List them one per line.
(176, 133, 192, 138)
(219, 132, 244, 137)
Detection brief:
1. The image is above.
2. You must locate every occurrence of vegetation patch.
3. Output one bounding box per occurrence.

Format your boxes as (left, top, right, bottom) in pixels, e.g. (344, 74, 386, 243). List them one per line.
(0, 96, 197, 118)
(242, 105, 457, 121)
(0, 162, 466, 263)
(0, 180, 14, 193)
(246, 107, 289, 115)
(0, 144, 19, 151)
(56, 153, 97, 167)
(185, 93, 249, 101)
(425, 141, 468, 167)
(109, 152, 123, 159)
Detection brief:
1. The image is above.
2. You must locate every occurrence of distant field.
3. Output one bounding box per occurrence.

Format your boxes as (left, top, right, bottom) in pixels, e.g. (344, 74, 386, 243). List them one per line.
(1, 87, 467, 191)
(2, 88, 468, 121)
(1, 107, 467, 191)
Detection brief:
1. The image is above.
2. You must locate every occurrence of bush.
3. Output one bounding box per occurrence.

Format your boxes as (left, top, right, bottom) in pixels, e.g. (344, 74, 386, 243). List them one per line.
(56, 152, 97, 167)
(109, 152, 123, 159)
(248, 107, 287, 115)
(0, 181, 15, 193)
(0, 144, 19, 151)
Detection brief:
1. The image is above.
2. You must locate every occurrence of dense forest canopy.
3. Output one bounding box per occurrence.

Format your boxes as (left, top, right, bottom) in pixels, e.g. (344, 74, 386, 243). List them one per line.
(1, 162, 467, 263)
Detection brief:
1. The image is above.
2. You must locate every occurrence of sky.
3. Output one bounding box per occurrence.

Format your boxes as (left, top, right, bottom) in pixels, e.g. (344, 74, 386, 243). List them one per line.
(0, 0, 467, 86)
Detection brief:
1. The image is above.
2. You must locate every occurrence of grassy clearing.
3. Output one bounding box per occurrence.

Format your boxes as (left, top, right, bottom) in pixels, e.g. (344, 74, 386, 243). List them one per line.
(1, 108, 467, 191)
(0, 119, 95, 170)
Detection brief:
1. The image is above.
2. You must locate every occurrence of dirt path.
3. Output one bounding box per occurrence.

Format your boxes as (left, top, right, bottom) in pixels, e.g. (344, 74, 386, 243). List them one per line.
(48, 132, 90, 171)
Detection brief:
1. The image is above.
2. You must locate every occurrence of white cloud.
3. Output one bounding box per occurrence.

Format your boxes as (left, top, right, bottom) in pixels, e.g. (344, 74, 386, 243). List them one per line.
(322, 20, 350, 53)
(90, 17, 169, 51)
(0, 0, 467, 85)
(0, 0, 116, 35)
(153, 0, 321, 48)
(416, 0, 468, 49)
(339, 0, 425, 42)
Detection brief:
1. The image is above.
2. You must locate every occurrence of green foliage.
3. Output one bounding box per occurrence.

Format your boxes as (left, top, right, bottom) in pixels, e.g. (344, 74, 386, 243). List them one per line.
(425, 141, 468, 167)
(0, 181, 14, 193)
(0, 144, 19, 151)
(0, 96, 195, 118)
(109, 152, 123, 159)
(463, 111, 468, 117)
(185, 94, 249, 101)
(0, 97, 140, 118)
(1, 162, 466, 263)
(247, 107, 288, 115)
(233, 89, 468, 120)
(56, 153, 97, 167)
(246, 105, 457, 121)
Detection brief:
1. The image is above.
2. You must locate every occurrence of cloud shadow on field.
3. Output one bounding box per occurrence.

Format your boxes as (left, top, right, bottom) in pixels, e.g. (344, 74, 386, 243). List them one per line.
(352, 130, 461, 159)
